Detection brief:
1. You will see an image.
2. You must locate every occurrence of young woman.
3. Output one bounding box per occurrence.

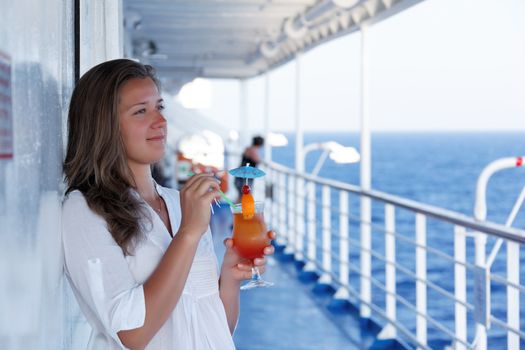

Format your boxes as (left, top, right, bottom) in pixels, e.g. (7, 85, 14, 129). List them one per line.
(62, 59, 274, 349)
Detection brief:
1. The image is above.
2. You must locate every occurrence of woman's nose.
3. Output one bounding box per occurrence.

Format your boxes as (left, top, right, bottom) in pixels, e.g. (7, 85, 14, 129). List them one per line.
(153, 111, 167, 127)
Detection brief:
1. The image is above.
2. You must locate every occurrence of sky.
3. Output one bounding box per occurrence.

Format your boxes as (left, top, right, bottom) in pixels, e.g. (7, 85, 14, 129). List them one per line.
(192, 0, 525, 133)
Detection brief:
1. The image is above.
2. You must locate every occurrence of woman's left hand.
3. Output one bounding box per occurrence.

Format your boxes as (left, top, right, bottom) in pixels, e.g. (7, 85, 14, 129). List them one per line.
(220, 231, 276, 284)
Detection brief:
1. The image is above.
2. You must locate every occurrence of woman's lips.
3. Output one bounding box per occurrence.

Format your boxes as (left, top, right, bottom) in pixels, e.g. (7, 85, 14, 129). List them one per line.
(147, 135, 165, 141)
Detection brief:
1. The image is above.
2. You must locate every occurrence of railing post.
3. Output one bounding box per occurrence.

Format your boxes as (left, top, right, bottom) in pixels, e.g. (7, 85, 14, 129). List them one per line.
(473, 233, 488, 350)
(285, 174, 296, 254)
(360, 195, 371, 317)
(304, 181, 317, 271)
(334, 191, 349, 299)
(295, 176, 305, 261)
(265, 166, 272, 227)
(319, 185, 332, 284)
(271, 168, 279, 231)
(507, 240, 519, 350)
(277, 172, 287, 246)
(415, 213, 427, 348)
(454, 225, 467, 350)
(471, 157, 525, 350)
(378, 204, 397, 339)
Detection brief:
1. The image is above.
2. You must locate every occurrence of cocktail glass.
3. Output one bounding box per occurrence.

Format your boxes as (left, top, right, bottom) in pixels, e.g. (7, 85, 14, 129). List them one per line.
(231, 201, 274, 290)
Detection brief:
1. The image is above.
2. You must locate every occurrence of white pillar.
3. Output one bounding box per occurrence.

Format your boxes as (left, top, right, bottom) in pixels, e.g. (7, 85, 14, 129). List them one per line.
(359, 24, 372, 318)
(80, 0, 123, 74)
(239, 79, 249, 151)
(233, 79, 249, 200)
(293, 54, 305, 262)
(264, 73, 272, 163)
(294, 53, 303, 173)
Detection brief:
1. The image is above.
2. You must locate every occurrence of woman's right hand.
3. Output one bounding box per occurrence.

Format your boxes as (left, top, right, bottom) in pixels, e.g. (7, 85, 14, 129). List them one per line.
(178, 173, 220, 238)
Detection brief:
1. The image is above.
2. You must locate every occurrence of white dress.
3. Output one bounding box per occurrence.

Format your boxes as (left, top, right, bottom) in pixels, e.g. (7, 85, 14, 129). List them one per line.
(62, 185, 236, 349)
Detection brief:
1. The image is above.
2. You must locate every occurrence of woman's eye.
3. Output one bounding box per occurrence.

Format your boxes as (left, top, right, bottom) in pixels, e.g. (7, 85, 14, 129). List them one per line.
(157, 104, 165, 111)
(133, 108, 146, 115)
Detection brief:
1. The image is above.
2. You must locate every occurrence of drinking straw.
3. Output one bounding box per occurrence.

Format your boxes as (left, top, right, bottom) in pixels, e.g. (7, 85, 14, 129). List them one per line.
(217, 189, 235, 207)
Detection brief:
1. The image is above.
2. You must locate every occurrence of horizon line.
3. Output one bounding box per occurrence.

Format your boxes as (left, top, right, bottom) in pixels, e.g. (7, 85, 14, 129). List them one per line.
(263, 130, 525, 134)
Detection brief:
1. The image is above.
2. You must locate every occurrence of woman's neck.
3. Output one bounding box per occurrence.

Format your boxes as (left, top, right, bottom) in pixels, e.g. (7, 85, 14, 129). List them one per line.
(130, 164, 157, 201)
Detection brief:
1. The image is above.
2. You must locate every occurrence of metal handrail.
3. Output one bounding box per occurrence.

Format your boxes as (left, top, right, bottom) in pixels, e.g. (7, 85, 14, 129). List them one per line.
(490, 273, 525, 294)
(287, 193, 506, 273)
(267, 161, 525, 244)
(489, 316, 525, 338)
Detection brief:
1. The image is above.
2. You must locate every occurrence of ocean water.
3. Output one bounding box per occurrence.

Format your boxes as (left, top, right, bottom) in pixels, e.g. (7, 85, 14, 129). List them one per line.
(271, 132, 525, 348)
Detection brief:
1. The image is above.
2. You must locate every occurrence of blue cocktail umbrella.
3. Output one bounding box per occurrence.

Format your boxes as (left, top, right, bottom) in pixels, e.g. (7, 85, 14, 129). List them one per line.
(228, 163, 266, 179)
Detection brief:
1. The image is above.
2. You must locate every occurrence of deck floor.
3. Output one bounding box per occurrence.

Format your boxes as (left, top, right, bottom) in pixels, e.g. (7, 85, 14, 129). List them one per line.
(234, 259, 363, 350)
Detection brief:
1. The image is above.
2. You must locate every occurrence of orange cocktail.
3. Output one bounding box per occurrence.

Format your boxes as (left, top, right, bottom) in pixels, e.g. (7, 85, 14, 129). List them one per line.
(230, 201, 273, 289)
(232, 206, 269, 259)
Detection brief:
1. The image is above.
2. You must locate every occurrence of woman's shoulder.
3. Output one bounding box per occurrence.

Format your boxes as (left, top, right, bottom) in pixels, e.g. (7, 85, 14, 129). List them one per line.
(62, 190, 105, 227)
(61, 190, 122, 252)
(62, 189, 87, 210)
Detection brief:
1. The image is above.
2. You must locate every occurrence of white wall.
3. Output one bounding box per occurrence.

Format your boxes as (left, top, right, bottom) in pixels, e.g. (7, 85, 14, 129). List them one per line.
(0, 0, 123, 349)
(0, 0, 74, 348)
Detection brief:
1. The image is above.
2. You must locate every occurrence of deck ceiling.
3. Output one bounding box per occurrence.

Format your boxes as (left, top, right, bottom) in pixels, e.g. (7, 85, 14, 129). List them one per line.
(123, 0, 424, 91)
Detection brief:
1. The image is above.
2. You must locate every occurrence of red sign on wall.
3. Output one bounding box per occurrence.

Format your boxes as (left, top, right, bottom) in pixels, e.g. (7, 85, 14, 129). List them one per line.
(0, 50, 13, 159)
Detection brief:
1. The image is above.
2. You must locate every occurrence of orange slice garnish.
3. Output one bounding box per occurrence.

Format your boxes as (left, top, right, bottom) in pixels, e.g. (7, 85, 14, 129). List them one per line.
(241, 192, 255, 219)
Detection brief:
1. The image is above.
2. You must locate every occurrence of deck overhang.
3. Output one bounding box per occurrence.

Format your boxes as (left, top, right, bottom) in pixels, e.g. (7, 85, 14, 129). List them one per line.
(123, 0, 426, 92)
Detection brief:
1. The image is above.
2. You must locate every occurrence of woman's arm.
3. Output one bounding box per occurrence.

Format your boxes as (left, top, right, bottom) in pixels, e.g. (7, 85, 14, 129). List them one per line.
(219, 272, 242, 333)
(218, 238, 245, 333)
(118, 174, 220, 349)
(118, 229, 199, 349)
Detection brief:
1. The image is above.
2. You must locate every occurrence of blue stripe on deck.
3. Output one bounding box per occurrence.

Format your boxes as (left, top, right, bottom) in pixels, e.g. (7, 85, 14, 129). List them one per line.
(210, 204, 388, 350)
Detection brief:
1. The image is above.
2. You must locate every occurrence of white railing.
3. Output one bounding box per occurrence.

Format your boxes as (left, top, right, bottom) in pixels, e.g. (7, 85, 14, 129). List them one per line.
(473, 157, 525, 350)
(262, 160, 525, 350)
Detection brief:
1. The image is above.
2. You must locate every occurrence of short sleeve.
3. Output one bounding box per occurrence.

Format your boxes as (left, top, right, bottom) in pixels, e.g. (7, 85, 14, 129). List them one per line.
(62, 191, 146, 348)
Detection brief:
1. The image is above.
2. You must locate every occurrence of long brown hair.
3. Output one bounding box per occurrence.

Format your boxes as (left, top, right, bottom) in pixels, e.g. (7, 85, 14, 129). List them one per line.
(64, 59, 159, 255)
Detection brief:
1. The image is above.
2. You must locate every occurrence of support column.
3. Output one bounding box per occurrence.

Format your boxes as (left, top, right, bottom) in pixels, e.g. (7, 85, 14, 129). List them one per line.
(261, 74, 272, 205)
(264, 73, 272, 163)
(359, 24, 372, 319)
(239, 79, 249, 151)
(294, 53, 303, 173)
(293, 54, 305, 262)
(79, 0, 123, 74)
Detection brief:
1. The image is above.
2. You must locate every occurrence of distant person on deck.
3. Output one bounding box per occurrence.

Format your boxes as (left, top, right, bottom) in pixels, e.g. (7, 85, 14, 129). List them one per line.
(234, 136, 264, 202)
